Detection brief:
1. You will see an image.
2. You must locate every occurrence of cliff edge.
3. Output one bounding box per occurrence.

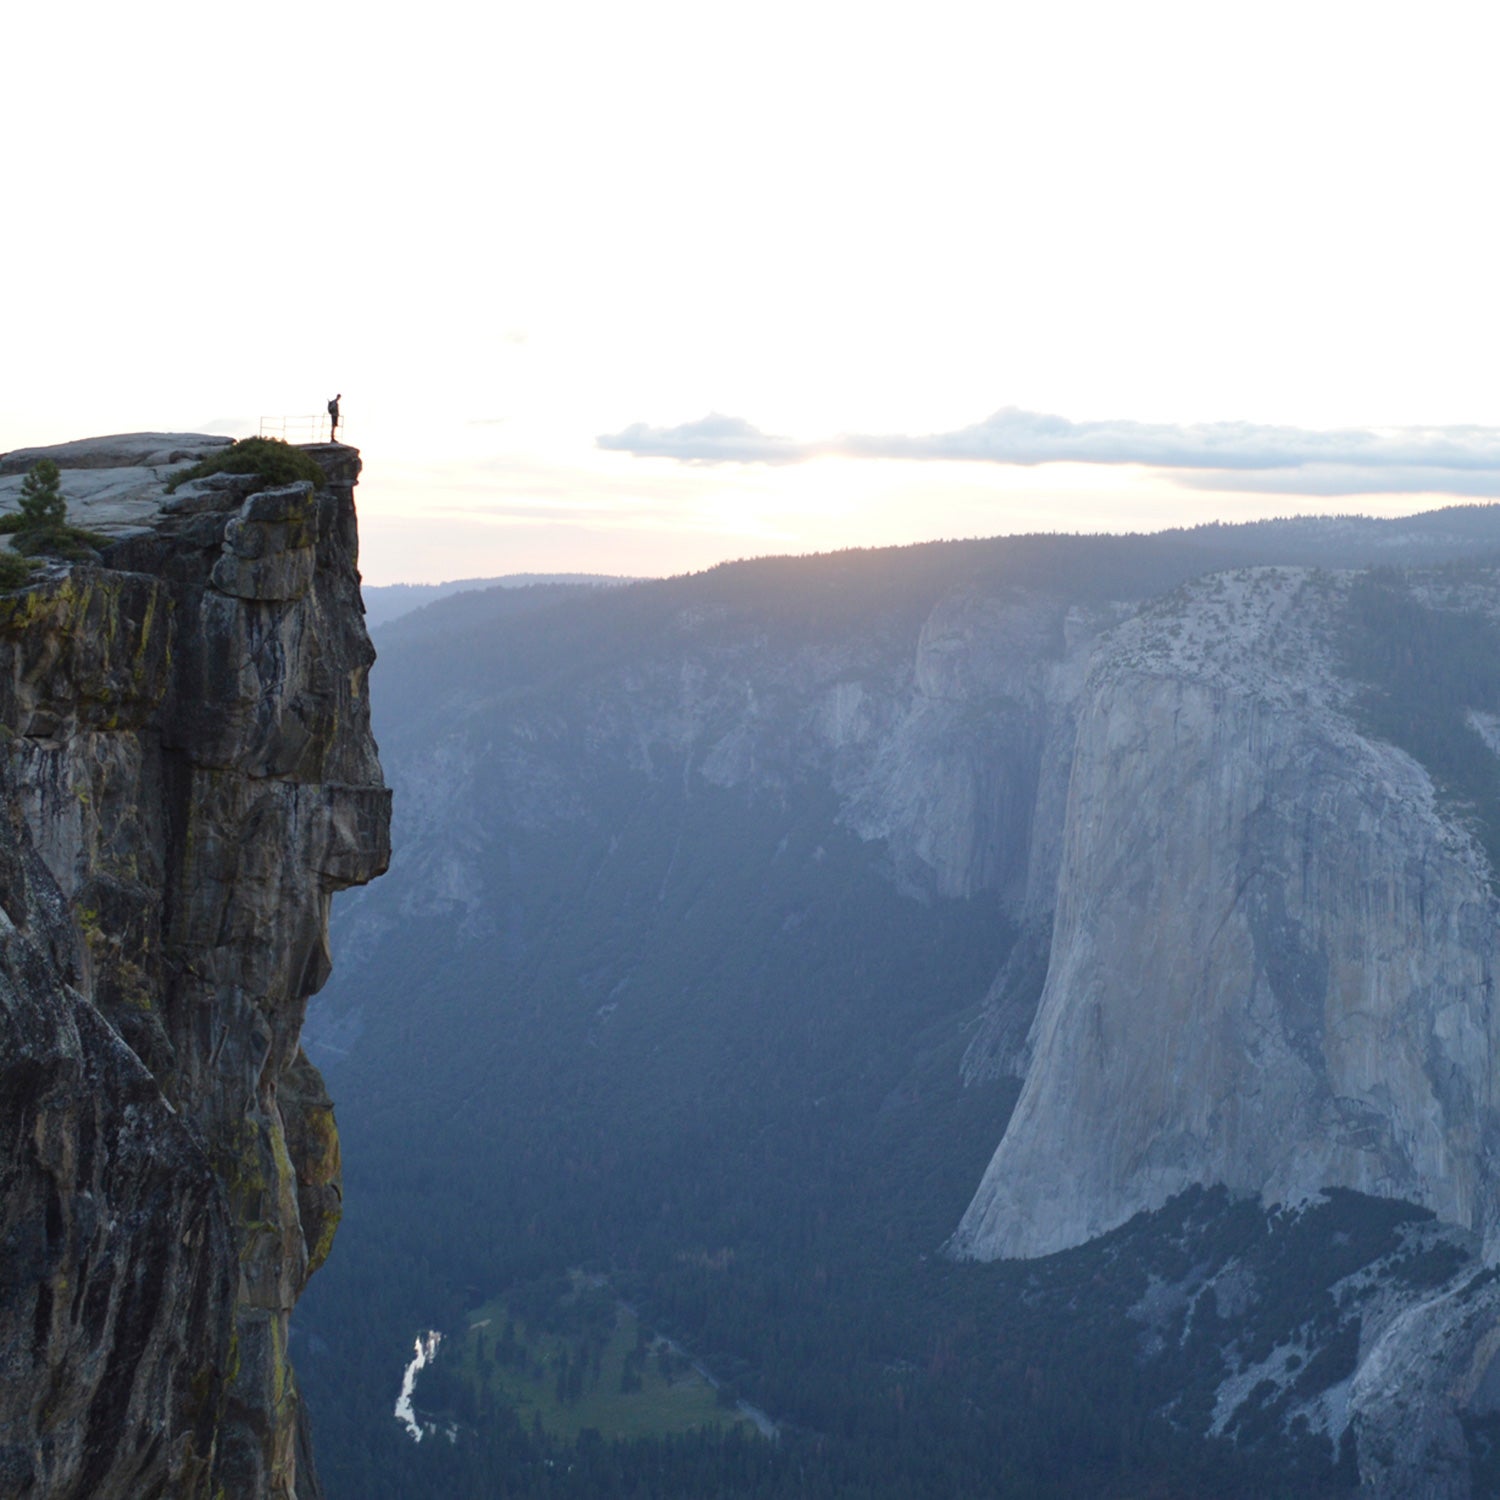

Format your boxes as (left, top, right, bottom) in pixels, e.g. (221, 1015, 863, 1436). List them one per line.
(0, 435, 390, 1498)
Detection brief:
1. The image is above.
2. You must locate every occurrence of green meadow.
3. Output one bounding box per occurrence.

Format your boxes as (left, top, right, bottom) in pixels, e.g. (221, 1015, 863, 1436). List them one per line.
(419, 1276, 751, 1443)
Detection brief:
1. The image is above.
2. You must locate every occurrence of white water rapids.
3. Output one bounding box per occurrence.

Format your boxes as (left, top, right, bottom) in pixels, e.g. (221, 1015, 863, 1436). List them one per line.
(394, 1330, 443, 1441)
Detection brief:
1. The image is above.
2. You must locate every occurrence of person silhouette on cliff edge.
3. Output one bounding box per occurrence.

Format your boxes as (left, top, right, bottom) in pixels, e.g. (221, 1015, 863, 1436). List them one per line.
(327, 393, 341, 442)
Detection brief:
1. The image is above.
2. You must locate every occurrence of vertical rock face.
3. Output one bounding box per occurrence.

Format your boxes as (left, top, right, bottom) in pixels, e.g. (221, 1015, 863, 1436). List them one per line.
(947, 566, 1500, 1496)
(0, 439, 390, 1498)
(952, 567, 1500, 1260)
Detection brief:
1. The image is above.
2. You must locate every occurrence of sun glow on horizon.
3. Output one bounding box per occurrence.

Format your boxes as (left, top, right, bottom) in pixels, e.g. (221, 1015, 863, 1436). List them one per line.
(4, 2, 1497, 584)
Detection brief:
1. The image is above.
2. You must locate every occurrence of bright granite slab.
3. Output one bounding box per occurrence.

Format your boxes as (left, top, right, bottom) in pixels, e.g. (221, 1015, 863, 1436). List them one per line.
(0, 432, 233, 536)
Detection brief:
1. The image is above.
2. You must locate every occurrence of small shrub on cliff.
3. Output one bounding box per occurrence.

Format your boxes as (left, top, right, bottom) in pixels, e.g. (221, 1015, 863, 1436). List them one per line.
(165, 436, 325, 494)
(0, 460, 108, 564)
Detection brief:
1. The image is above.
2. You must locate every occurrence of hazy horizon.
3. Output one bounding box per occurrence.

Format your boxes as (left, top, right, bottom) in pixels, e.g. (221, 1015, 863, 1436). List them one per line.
(360, 492, 1500, 589)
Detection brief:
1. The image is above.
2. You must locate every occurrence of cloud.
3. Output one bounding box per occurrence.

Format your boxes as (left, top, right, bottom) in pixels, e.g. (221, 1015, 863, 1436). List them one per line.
(598, 406, 1500, 498)
(597, 413, 817, 465)
(843, 409, 1500, 476)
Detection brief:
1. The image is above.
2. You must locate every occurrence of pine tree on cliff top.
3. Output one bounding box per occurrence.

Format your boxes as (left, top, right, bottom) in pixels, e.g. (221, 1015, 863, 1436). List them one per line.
(17, 459, 67, 529)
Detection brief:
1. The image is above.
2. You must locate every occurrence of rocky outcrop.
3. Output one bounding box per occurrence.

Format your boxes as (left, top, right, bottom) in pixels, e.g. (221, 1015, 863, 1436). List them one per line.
(837, 589, 1070, 903)
(953, 566, 1500, 1259)
(947, 564, 1500, 1498)
(1349, 1267, 1500, 1500)
(0, 436, 389, 1498)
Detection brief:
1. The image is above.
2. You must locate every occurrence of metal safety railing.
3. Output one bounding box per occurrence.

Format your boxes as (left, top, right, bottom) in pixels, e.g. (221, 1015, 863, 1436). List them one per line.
(258, 413, 348, 444)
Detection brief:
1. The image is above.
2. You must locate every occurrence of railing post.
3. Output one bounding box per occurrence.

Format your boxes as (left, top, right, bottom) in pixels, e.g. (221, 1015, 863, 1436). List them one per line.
(257, 414, 345, 443)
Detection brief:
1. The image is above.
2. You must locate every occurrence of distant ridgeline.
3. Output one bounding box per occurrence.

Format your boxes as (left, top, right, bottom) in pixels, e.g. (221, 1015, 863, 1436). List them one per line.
(360, 573, 638, 630)
(301, 504, 1500, 1500)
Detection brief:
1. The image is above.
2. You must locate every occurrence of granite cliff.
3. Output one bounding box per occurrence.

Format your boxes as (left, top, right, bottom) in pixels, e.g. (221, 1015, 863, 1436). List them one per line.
(0, 435, 389, 1498)
(954, 565, 1500, 1259)
(949, 563, 1500, 1497)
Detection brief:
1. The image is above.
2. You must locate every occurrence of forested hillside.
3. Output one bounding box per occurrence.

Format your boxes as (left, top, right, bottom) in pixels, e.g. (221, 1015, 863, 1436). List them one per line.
(298, 507, 1500, 1498)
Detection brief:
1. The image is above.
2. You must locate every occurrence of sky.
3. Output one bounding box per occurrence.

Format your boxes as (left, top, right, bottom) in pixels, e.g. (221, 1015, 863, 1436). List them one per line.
(5, 1, 1498, 584)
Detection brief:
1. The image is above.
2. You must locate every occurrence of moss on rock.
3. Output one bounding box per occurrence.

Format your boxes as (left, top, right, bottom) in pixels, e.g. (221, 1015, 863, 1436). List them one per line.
(165, 437, 325, 496)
